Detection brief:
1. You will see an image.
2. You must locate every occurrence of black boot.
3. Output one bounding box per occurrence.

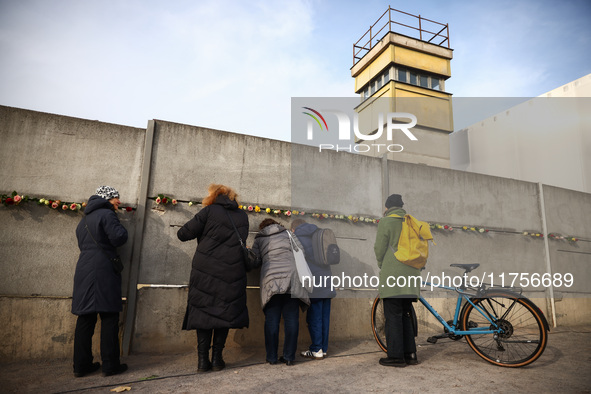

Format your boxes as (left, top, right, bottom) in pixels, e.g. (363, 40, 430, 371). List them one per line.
(404, 352, 419, 365)
(211, 328, 229, 371)
(196, 329, 212, 373)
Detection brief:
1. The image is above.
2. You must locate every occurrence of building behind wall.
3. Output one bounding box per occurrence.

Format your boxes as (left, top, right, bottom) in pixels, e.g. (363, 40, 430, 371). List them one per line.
(351, 7, 454, 168)
(450, 74, 591, 193)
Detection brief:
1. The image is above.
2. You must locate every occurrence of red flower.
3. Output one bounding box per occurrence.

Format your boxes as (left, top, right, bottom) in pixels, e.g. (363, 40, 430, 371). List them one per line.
(5, 197, 14, 205)
(126, 206, 133, 212)
(162, 197, 168, 204)
(70, 203, 77, 211)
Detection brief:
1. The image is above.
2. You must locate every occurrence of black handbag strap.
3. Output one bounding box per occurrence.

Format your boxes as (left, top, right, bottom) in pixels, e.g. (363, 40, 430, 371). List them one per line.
(83, 216, 113, 259)
(225, 209, 246, 249)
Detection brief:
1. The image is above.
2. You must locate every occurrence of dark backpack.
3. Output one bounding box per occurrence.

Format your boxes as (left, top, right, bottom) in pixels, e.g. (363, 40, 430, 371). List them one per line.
(312, 228, 340, 265)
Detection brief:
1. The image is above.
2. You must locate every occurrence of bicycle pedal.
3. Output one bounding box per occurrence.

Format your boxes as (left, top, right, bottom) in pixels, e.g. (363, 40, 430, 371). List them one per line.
(427, 336, 438, 344)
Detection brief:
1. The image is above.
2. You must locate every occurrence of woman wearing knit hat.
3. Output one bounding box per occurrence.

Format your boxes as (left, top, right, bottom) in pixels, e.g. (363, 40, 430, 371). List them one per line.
(374, 194, 419, 367)
(72, 186, 129, 377)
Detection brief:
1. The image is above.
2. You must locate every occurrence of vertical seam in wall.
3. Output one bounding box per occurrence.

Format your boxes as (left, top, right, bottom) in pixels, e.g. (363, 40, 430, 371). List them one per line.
(538, 182, 557, 328)
(382, 154, 389, 207)
(122, 120, 156, 355)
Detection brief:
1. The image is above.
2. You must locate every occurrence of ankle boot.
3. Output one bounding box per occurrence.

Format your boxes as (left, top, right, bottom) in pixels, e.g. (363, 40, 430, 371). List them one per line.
(211, 328, 229, 371)
(211, 348, 225, 371)
(404, 352, 419, 365)
(196, 329, 212, 373)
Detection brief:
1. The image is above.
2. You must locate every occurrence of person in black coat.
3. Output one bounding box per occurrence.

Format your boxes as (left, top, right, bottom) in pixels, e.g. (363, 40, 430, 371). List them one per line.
(177, 184, 249, 373)
(72, 186, 128, 377)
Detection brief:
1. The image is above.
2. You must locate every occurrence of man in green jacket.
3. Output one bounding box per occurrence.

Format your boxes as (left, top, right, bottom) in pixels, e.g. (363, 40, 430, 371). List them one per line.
(374, 194, 419, 367)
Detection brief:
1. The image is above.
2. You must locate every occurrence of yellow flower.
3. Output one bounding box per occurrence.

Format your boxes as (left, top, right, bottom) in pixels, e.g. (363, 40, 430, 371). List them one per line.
(255, 206, 260, 213)
(266, 208, 271, 213)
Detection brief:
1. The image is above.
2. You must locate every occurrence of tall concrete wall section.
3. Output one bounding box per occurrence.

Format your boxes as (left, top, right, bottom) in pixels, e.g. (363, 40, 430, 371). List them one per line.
(542, 185, 591, 325)
(0, 106, 145, 297)
(0, 106, 146, 203)
(137, 120, 293, 285)
(386, 161, 548, 299)
(542, 185, 591, 293)
(291, 144, 384, 284)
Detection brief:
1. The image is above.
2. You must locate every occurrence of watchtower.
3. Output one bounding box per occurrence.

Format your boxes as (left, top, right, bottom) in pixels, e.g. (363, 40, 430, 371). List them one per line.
(352, 7, 453, 167)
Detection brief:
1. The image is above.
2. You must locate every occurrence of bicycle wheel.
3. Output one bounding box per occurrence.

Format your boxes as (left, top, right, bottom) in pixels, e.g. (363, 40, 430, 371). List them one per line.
(460, 291, 548, 367)
(371, 296, 387, 352)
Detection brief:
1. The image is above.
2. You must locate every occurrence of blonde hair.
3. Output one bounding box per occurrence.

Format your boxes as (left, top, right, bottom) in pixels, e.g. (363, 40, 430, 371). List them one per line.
(202, 184, 238, 206)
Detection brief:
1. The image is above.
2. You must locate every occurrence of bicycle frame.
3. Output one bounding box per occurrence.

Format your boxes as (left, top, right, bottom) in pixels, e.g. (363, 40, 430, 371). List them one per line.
(419, 280, 502, 336)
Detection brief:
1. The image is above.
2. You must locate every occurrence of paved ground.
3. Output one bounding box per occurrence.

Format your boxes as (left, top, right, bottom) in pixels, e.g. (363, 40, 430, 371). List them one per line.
(2, 328, 590, 394)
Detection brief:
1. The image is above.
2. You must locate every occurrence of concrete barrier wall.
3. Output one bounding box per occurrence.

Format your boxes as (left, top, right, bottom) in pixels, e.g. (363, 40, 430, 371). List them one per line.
(0, 106, 145, 298)
(1, 106, 589, 361)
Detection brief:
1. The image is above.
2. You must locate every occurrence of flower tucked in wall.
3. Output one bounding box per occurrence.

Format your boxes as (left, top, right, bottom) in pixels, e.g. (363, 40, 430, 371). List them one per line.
(2, 191, 27, 206)
(155, 194, 174, 206)
(460, 225, 489, 233)
(523, 232, 543, 238)
(1, 190, 135, 213)
(548, 233, 578, 242)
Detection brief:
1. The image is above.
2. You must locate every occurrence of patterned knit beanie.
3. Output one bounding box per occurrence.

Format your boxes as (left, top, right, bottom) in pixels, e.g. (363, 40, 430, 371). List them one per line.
(96, 185, 120, 200)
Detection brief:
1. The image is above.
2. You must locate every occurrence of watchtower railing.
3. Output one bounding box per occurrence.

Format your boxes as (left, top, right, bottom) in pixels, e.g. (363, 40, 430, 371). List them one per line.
(353, 7, 450, 66)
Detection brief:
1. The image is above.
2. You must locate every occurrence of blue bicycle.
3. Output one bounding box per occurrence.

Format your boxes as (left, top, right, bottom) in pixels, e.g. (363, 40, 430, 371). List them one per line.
(371, 264, 550, 367)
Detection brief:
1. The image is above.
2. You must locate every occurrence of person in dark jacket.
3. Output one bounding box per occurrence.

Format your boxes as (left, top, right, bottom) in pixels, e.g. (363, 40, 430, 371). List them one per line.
(374, 193, 419, 367)
(72, 186, 129, 377)
(177, 184, 249, 373)
(251, 219, 310, 366)
(292, 219, 336, 360)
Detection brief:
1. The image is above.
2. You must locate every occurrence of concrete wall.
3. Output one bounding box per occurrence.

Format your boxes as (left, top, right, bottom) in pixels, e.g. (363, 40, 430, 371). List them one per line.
(1, 105, 589, 362)
(450, 95, 591, 194)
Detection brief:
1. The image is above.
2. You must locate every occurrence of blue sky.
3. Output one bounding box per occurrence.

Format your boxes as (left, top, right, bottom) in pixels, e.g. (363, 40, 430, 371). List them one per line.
(1, 0, 590, 141)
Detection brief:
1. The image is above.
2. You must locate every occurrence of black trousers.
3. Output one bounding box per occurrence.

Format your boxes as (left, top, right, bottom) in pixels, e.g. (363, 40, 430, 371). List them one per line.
(196, 328, 230, 353)
(73, 312, 121, 373)
(383, 298, 417, 359)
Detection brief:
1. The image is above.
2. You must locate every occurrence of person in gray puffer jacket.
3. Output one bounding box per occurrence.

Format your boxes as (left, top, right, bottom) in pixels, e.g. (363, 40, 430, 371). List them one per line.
(251, 219, 310, 366)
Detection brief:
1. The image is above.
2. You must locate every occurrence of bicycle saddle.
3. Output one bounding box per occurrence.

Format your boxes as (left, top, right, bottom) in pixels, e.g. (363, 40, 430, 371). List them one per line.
(450, 263, 480, 273)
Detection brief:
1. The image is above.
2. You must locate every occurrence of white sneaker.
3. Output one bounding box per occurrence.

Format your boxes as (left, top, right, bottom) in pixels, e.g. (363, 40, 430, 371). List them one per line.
(301, 349, 324, 359)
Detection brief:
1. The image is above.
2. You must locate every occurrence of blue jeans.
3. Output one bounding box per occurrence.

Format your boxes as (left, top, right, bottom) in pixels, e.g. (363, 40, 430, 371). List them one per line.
(263, 294, 300, 362)
(306, 298, 331, 353)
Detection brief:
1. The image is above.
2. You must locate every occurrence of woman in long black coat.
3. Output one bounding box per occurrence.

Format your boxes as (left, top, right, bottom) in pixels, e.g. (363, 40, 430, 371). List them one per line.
(177, 184, 249, 373)
(72, 186, 128, 377)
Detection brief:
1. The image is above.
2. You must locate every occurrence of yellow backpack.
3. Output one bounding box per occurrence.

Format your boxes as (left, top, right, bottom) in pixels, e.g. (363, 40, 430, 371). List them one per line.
(389, 214, 435, 269)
